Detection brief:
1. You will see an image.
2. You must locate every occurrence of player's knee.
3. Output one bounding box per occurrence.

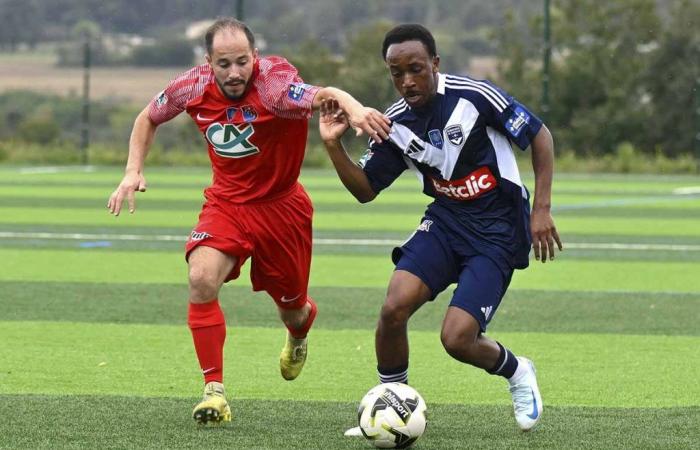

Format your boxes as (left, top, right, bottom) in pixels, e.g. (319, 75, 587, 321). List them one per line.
(188, 266, 221, 298)
(440, 329, 478, 363)
(378, 297, 412, 329)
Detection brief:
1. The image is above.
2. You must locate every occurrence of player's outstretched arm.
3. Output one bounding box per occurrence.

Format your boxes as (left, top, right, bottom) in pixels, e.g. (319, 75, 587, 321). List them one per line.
(530, 124, 563, 262)
(319, 99, 377, 204)
(107, 106, 158, 216)
(313, 87, 391, 144)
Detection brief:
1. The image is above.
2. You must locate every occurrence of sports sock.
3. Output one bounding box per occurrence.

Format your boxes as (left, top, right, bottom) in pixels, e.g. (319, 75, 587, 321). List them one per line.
(287, 297, 318, 339)
(378, 364, 409, 384)
(486, 342, 519, 379)
(188, 299, 226, 384)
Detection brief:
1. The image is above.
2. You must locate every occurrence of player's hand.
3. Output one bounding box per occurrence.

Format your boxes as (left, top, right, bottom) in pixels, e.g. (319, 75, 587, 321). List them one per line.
(319, 99, 350, 142)
(346, 106, 391, 143)
(107, 171, 147, 216)
(530, 207, 562, 263)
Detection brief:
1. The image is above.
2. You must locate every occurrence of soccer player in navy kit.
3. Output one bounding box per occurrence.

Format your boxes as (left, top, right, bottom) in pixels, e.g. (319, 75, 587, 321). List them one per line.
(320, 24, 562, 432)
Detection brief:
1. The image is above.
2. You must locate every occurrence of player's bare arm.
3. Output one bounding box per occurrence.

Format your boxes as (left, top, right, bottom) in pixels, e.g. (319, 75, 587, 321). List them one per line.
(319, 99, 377, 203)
(313, 87, 391, 143)
(530, 124, 563, 262)
(107, 106, 158, 216)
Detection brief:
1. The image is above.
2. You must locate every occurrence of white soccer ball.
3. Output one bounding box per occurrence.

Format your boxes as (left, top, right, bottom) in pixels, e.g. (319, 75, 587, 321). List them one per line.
(357, 382, 427, 448)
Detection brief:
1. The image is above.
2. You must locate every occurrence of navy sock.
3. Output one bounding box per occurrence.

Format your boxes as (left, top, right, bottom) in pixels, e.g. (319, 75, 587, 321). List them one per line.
(378, 364, 409, 384)
(486, 342, 518, 379)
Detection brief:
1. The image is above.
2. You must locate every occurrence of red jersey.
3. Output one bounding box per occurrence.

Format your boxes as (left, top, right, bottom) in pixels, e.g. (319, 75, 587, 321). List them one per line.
(148, 56, 319, 203)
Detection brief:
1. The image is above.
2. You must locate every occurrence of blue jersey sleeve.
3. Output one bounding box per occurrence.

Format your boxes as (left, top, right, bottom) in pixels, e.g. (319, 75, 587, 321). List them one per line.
(360, 139, 408, 194)
(478, 81, 543, 151)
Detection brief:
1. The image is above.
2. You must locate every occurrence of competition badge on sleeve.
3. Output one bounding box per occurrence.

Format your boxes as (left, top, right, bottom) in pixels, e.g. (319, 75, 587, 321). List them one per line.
(506, 105, 531, 138)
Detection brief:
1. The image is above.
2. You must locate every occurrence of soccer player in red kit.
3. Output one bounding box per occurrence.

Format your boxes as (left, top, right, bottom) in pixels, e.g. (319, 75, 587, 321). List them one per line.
(107, 18, 390, 425)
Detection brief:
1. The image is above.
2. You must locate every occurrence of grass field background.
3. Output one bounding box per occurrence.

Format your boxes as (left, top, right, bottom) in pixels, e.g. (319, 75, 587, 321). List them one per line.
(0, 165, 698, 449)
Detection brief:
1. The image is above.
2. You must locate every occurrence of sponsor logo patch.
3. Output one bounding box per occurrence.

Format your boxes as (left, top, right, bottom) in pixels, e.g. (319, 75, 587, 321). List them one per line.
(287, 83, 309, 101)
(507, 105, 531, 138)
(428, 129, 444, 149)
(190, 230, 211, 241)
(417, 219, 433, 232)
(205, 122, 260, 158)
(358, 149, 374, 168)
(444, 124, 465, 146)
(155, 90, 168, 107)
(430, 166, 497, 201)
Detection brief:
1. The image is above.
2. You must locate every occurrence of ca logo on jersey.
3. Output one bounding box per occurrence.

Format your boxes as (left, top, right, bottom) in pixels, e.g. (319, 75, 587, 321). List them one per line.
(205, 122, 259, 158)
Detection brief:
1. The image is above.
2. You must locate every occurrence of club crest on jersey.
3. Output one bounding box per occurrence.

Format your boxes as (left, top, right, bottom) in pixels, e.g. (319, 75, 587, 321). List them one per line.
(445, 124, 465, 146)
(205, 122, 260, 158)
(241, 105, 257, 122)
(428, 129, 444, 149)
(507, 105, 531, 138)
(287, 83, 308, 101)
(226, 107, 238, 122)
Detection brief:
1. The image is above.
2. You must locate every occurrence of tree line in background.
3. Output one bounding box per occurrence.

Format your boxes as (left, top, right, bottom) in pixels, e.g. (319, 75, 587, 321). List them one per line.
(0, 0, 697, 168)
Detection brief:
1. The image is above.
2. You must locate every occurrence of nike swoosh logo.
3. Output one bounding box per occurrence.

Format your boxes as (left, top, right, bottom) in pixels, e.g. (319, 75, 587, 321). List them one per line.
(526, 388, 539, 419)
(196, 113, 216, 122)
(202, 367, 217, 374)
(280, 294, 301, 303)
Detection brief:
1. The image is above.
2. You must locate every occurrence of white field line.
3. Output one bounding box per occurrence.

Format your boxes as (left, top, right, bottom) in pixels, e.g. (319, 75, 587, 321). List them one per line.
(18, 166, 97, 175)
(1, 231, 700, 252)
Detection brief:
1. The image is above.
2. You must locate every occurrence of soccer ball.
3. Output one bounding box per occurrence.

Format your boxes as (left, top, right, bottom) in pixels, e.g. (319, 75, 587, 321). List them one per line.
(357, 383, 427, 449)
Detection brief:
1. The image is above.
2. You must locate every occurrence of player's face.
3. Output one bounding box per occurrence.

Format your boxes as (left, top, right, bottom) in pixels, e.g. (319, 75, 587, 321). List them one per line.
(385, 41, 439, 109)
(206, 29, 258, 100)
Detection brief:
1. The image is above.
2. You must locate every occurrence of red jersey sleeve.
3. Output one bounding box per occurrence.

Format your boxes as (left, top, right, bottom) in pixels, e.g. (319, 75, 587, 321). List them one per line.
(148, 64, 214, 125)
(254, 56, 319, 120)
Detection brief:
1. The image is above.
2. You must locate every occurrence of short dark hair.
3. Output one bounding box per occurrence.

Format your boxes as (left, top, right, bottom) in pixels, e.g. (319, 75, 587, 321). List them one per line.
(205, 17, 255, 54)
(382, 23, 437, 60)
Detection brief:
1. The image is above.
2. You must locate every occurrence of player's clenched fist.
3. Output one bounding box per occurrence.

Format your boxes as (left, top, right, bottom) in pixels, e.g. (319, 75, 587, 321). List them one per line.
(107, 171, 147, 216)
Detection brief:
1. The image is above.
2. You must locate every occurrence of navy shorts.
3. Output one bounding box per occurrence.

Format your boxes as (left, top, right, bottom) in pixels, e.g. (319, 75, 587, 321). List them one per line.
(393, 217, 513, 331)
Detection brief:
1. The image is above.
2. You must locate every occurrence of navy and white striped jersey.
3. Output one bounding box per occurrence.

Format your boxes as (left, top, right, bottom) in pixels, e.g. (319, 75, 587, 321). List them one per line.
(361, 73, 543, 271)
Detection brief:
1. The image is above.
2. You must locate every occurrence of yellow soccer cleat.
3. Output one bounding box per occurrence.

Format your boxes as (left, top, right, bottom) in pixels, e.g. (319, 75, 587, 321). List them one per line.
(192, 381, 232, 425)
(279, 332, 308, 380)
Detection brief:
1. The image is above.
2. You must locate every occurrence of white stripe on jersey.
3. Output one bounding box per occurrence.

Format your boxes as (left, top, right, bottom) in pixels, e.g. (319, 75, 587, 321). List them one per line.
(384, 99, 408, 117)
(487, 126, 527, 198)
(444, 81, 507, 113)
(389, 123, 446, 175)
(445, 74, 509, 109)
(440, 98, 480, 179)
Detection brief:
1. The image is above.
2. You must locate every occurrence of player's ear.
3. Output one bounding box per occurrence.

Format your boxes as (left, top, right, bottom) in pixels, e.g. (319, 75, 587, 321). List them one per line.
(205, 53, 212, 65)
(432, 55, 440, 73)
(252, 48, 259, 60)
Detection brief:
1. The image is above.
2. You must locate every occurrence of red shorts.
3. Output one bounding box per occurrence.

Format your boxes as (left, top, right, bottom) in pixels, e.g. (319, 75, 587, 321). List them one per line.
(185, 183, 313, 310)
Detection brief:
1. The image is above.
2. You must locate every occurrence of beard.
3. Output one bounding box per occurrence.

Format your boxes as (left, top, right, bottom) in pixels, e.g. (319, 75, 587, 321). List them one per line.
(216, 78, 248, 100)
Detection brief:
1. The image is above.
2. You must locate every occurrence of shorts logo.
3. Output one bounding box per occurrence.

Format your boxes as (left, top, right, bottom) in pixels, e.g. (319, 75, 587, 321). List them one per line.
(481, 306, 493, 321)
(288, 83, 309, 101)
(190, 230, 211, 241)
(417, 219, 433, 232)
(430, 166, 497, 201)
(241, 105, 257, 122)
(428, 129, 444, 149)
(205, 122, 260, 158)
(280, 294, 301, 303)
(507, 105, 531, 138)
(444, 124, 465, 146)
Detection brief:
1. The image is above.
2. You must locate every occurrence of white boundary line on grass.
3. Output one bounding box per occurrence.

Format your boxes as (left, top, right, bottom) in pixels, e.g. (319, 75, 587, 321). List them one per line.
(1, 231, 700, 252)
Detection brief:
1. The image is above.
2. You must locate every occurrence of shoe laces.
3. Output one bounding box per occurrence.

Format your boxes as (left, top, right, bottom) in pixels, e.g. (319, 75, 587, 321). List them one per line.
(509, 381, 533, 414)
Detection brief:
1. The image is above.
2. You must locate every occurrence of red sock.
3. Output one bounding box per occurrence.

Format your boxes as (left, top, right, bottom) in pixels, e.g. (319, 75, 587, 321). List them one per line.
(287, 297, 318, 339)
(188, 299, 226, 384)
